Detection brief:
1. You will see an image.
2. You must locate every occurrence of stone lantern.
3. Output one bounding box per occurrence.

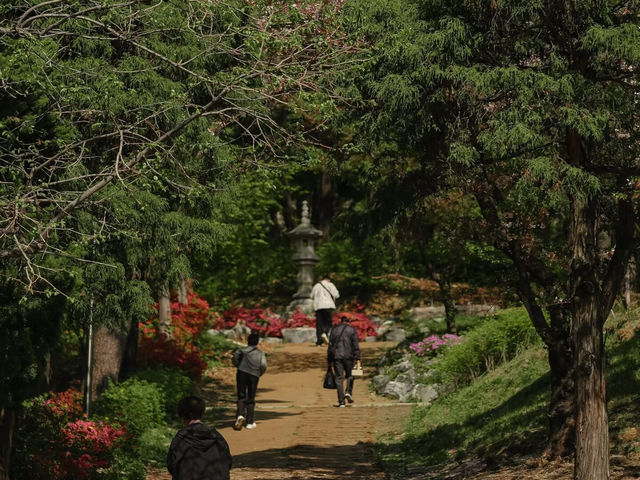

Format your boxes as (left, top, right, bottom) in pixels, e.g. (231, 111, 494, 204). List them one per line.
(286, 200, 323, 314)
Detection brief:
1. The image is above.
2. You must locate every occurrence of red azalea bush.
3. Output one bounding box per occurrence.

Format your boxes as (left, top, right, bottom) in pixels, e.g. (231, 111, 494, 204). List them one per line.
(15, 388, 129, 480)
(137, 336, 207, 380)
(332, 305, 379, 340)
(138, 293, 212, 379)
(213, 303, 378, 340)
(213, 307, 316, 337)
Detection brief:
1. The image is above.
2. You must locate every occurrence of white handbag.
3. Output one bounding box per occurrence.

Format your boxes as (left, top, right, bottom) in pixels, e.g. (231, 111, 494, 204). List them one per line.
(351, 364, 364, 377)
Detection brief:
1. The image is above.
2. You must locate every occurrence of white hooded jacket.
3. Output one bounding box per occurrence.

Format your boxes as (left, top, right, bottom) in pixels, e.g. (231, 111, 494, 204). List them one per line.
(310, 279, 339, 310)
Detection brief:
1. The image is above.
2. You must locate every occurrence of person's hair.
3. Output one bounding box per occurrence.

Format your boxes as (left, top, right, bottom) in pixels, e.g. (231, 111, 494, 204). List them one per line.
(177, 396, 205, 421)
(340, 315, 349, 323)
(322, 274, 331, 280)
(248, 332, 260, 346)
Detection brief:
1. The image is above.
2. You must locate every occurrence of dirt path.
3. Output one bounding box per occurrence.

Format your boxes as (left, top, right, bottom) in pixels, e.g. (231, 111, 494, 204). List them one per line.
(149, 341, 411, 480)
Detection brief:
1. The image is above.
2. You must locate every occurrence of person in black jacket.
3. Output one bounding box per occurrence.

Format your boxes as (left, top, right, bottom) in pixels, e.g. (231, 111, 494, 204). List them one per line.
(167, 396, 232, 480)
(328, 315, 361, 407)
(232, 332, 267, 430)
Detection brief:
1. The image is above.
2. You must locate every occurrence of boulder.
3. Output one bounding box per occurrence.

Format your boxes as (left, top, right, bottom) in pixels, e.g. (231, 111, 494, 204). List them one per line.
(261, 337, 283, 344)
(384, 326, 407, 343)
(410, 384, 438, 404)
(222, 323, 251, 341)
(365, 336, 378, 342)
(396, 357, 414, 373)
(281, 327, 317, 344)
(205, 329, 221, 337)
(372, 374, 390, 393)
(383, 380, 413, 402)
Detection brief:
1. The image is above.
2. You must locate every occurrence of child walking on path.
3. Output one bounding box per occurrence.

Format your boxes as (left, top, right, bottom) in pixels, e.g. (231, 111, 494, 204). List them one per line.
(232, 332, 267, 430)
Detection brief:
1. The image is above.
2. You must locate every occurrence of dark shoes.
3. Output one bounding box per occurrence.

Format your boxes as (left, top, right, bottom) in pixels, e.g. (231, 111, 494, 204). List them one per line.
(345, 393, 354, 403)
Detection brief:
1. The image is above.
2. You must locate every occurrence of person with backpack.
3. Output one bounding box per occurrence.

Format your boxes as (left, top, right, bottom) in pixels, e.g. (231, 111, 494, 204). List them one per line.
(310, 274, 340, 346)
(327, 315, 360, 407)
(232, 332, 267, 430)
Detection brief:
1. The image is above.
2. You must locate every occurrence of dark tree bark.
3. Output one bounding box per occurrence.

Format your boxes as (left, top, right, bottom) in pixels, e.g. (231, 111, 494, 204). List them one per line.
(435, 275, 457, 334)
(0, 407, 14, 480)
(547, 329, 575, 457)
(119, 319, 139, 380)
(315, 170, 333, 237)
(569, 197, 635, 480)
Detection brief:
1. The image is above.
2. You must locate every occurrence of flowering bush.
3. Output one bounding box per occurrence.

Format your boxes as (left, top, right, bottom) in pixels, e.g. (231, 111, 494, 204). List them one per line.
(213, 304, 378, 340)
(13, 388, 131, 480)
(410, 334, 462, 357)
(137, 336, 207, 380)
(138, 293, 213, 379)
(331, 309, 378, 340)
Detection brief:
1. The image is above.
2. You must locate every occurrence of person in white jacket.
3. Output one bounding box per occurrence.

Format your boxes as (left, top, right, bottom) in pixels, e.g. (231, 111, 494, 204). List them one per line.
(310, 275, 339, 346)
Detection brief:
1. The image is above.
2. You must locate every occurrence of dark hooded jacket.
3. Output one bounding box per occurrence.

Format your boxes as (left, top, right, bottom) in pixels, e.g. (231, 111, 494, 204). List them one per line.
(328, 323, 360, 361)
(167, 422, 232, 480)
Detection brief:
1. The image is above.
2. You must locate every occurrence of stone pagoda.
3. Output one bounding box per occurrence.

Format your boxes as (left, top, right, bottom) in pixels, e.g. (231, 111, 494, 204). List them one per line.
(286, 200, 323, 314)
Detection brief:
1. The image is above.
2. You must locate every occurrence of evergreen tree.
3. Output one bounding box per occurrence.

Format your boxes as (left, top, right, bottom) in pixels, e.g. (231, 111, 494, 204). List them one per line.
(347, 0, 640, 476)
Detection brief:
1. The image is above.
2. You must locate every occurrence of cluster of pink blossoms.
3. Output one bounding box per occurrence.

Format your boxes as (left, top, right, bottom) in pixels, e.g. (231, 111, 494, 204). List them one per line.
(410, 334, 462, 357)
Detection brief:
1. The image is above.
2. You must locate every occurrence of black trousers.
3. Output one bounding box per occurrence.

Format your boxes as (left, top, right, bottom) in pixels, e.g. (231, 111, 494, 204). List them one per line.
(236, 370, 259, 424)
(333, 359, 354, 404)
(315, 308, 333, 345)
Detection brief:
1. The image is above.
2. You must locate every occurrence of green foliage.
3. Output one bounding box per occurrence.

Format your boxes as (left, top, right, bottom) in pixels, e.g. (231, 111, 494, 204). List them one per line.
(380, 308, 640, 471)
(136, 425, 177, 466)
(99, 450, 146, 480)
(380, 346, 550, 469)
(94, 378, 165, 439)
(428, 308, 540, 387)
(196, 331, 238, 366)
(131, 368, 194, 420)
(0, 277, 68, 410)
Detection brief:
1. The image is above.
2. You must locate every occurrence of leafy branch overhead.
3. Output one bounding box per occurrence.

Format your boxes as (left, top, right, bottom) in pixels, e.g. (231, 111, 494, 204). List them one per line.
(0, 0, 358, 288)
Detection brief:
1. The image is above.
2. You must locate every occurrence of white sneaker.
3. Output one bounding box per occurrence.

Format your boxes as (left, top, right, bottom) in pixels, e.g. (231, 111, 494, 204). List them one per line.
(245, 423, 257, 429)
(345, 393, 354, 403)
(233, 416, 245, 430)
(321, 333, 329, 345)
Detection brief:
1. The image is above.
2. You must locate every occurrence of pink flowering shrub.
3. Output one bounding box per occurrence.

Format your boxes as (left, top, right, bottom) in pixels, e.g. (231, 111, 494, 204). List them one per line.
(410, 334, 462, 357)
(15, 388, 130, 480)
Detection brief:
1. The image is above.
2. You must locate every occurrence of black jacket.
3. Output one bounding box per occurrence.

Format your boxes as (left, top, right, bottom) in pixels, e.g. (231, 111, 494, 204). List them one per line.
(328, 323, 360, 361)
(167, 422, 232, 480)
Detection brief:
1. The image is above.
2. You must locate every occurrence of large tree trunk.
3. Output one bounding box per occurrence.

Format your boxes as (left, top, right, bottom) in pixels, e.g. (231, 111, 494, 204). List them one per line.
(436, 276, 457, 334)
(90, 326, 128, 403)
(547, 336, 575, 457)
(315, 170, 333, 237)
(0, 407, 14, 480)
(569, 195, 608, 480)
(572, 301, 608, 480)
(158, 284, 172, 338)
(119, 319, 139, 380)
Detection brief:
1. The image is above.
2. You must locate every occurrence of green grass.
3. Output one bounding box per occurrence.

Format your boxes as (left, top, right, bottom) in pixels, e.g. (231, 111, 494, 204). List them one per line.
(379, 307, 640, 475)
(379, 345, 549, 471)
